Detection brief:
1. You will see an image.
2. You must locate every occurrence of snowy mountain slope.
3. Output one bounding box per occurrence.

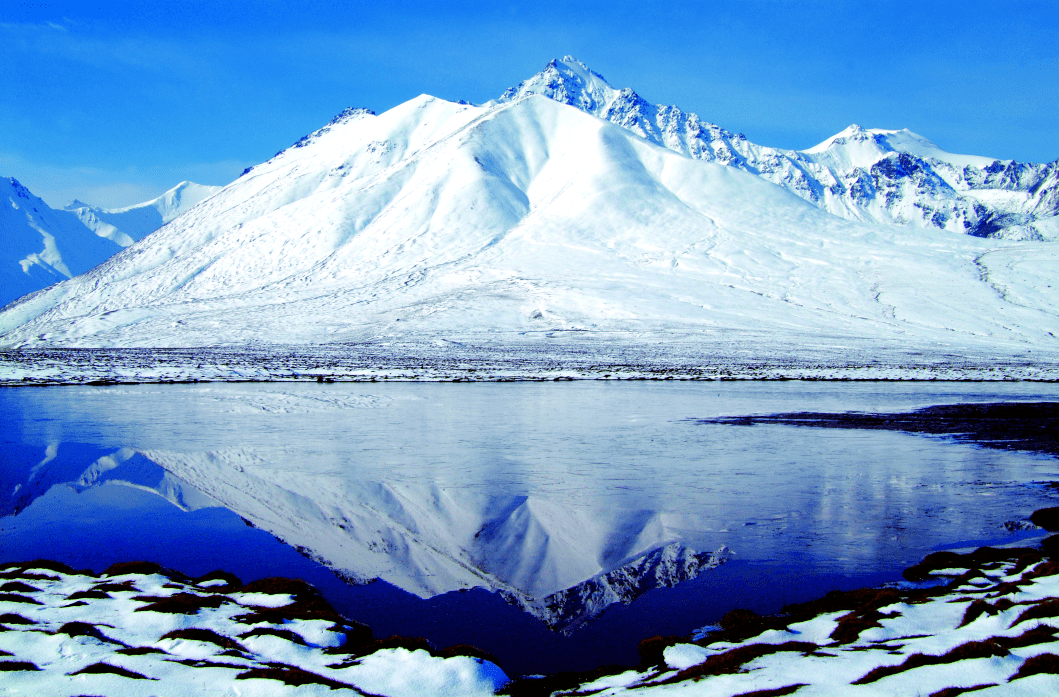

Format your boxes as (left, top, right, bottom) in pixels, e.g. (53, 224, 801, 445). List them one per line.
(0, 91, 1056, 356)
(499, 57, 1059, 240)
(0, 177, 120, 308)
(63, 180, 222, 246)
(1, 178, 222, 308)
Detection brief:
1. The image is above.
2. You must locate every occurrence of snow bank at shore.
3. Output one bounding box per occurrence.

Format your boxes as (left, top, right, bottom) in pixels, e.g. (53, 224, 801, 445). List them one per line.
(3, 535, 1059, 695)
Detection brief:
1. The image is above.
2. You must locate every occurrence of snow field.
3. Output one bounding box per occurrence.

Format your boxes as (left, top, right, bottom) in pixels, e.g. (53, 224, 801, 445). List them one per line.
(12, 551, 1051, 696)
(0, 561, 509, 696)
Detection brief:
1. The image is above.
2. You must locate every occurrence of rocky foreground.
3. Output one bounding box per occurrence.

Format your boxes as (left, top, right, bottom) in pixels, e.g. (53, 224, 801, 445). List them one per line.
(4, 522, 1059, 696)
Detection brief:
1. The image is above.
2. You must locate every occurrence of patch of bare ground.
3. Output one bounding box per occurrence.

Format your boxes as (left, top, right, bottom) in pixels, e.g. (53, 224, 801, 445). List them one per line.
(0, 559, 78, 575)
(852, 638, 1009, 684)
(133, 592, 230, 614)
(57, 622, 125, 645)
(929, 685, 998, 697)
(233, 577, 346, 625)
(116, 646, 168, 655)
(0, 581, 40, 593)
(65, 590, 110, 600)
(959, 598, 1016, 626)
(161, 627, 247, 652)
(236, 664, 377, 693)
(91, 580, 139, 593)
(0, 660, 40, 671)
(732, 686, 807, 697)
(194, 570, 242, 590)
(1010, 599, 1059, 627)
(1010, 653, 1059, 680)
(170, 658, 249, 669)
(104, 561, 188, 581)
(238, 626, 308, 645)
(646, 642, 818, 687)
(68, 662, 154, 680)
(326, 635, 434, 668)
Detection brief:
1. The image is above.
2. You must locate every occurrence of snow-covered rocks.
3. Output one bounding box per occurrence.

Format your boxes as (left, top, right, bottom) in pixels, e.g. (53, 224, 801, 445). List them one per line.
(0, 177, 118, 308)
(0, 560, 509, 696)
(510, 541, 1059, 695)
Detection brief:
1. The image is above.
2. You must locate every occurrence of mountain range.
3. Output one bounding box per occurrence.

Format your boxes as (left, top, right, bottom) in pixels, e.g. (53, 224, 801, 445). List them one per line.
(499, 58, 1059, 241)
(0, 179, 220, 307)
(0, 57, 1056, 364)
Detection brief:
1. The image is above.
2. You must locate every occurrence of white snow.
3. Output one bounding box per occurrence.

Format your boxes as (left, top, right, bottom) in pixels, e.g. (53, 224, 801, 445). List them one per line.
(1, 178, 222, 308)
(63, 181, 222, 246)
(503, 57, 1058, 238)
(804, 125, 999, 169)
(0, 563, 509, 696)
(0, 91, 1055, 365)
(556, 554, 1059, 696)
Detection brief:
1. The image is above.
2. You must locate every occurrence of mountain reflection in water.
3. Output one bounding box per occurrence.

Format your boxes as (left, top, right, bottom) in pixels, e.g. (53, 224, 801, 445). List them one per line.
(2, 381, 1059, 672)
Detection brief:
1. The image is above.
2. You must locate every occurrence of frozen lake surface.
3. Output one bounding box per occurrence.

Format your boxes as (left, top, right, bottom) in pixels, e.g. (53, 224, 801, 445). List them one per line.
(2, 381, 1058, 675)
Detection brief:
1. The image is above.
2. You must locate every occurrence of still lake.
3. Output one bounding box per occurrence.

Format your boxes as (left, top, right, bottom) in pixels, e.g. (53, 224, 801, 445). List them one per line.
(2, 381, 1058, 675)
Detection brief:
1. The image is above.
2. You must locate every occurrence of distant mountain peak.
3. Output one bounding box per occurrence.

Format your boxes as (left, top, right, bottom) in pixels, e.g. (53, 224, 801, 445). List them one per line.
(495, 58, 1054, 240)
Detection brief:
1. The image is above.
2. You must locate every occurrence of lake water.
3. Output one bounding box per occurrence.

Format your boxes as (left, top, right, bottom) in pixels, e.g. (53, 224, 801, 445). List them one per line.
(2, 381, 1058, 675)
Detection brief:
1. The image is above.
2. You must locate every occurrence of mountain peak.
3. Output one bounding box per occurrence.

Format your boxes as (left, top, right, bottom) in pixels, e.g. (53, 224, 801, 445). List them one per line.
(803, 124, 998, 169)
(496, 57, 619, 113)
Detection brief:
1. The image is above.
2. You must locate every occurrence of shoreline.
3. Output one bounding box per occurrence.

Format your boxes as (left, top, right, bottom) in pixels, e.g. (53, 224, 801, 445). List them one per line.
(3, 524, 1059, 696)
(3, 341, 1058, 385)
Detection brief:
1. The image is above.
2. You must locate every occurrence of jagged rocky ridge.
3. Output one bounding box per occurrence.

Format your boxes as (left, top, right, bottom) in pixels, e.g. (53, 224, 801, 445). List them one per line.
(498, 57, 1059, 240)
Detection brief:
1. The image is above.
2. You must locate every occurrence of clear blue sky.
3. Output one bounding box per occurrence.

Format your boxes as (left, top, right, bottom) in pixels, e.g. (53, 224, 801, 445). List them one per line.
(3, 0, 1057, 208)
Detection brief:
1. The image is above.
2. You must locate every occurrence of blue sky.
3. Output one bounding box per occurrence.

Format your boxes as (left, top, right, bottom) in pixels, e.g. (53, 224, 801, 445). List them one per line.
(3, 0, 1058, 208)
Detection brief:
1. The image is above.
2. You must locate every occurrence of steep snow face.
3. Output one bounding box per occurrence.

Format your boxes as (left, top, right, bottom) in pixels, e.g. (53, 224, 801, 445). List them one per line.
(0, 93, 1057, 353)
(63, 180, 222, 246)
(500, 57, 1059, 240)
(0, 177, 120, 308)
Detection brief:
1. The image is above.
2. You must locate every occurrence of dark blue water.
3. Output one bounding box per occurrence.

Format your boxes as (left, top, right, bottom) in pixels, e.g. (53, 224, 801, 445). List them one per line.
(2, 382, 1058, 676)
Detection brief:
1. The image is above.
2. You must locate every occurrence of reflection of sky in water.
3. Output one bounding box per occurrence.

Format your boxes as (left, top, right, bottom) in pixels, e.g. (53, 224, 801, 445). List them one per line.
(2, 382, 1059, 674)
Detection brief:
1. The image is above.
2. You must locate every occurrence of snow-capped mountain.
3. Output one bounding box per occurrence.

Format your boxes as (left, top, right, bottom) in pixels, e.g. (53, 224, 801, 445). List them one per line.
(63, 181, 222, 246)
(0, 177, 119, 308)
(1, 178, 222, 308)
(498, 57, 1059, 240)
(0, 68, 1056, 357)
